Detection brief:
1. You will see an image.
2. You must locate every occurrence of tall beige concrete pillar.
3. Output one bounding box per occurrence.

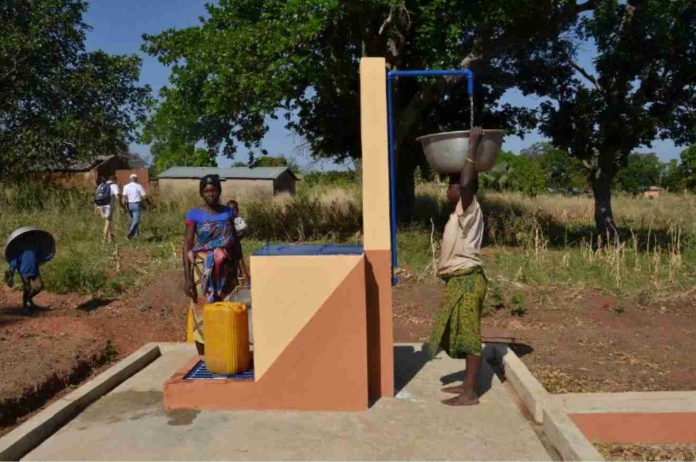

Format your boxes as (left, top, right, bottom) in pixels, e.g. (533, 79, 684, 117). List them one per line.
(360, 57, 394, 401)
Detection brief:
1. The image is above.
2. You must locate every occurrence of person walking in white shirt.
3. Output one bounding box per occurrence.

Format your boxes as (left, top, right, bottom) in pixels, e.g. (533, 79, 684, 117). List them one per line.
(122, 173, 148, 239)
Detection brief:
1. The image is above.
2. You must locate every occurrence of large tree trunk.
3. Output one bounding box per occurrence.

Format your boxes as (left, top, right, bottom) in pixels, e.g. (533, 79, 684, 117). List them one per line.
(591, 160, 618, 240)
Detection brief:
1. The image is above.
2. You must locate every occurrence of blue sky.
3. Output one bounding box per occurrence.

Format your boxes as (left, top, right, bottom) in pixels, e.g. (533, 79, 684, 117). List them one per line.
(84, 0, 683, 171)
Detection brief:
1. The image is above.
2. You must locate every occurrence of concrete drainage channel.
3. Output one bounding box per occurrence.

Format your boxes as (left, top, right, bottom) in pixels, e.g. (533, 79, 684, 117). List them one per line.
(0, 343, 163, 461)
(489, 344, 696, 461)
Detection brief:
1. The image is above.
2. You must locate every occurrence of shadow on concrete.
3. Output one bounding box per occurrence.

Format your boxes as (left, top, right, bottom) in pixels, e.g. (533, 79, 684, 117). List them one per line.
(365, 258, 382, 406)
(77, 298, 115, 312)
(393, 343, 430, 395)
(484, 342, 535, 384)
(509, 343, 534, 357)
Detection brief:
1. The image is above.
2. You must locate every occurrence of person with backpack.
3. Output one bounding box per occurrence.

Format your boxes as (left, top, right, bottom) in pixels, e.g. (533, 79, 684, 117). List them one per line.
(94, 176, 121, 244)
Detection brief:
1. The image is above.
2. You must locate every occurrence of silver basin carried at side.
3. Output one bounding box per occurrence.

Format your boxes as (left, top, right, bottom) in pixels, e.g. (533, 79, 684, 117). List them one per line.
(4, 227, 55, 264)
(416, 129, 505, 173)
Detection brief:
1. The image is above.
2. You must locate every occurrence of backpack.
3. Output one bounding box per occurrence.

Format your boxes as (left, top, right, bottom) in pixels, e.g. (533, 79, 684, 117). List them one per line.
(94, 182, 112, 206)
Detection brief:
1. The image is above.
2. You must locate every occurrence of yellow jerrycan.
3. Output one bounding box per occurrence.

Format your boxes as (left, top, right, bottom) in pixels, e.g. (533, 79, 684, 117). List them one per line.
(203, 301, 251, 375)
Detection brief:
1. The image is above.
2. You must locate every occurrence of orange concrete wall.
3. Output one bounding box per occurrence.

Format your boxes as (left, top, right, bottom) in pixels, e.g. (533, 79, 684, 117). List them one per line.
(571, 412, 696, 444)
(165, 256, 369, 411)
(250, 254, 365, 379)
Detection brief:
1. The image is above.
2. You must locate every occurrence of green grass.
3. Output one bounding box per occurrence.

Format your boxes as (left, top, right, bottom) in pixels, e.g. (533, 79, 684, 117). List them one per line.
(3, 181, 696, 301)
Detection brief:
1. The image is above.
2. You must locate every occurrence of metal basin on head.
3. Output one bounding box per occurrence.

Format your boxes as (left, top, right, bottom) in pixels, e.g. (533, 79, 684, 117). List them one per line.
(4, 227, 55, 263)
(416, 129, 505, 173)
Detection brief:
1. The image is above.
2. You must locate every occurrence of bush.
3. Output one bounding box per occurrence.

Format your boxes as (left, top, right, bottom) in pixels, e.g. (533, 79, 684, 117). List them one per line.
(0, 182, 90, 212)
(301, 171, 358, 189)
(44, 255, 108, 294)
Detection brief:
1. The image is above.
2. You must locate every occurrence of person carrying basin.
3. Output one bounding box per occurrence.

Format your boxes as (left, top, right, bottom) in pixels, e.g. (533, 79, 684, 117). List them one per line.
(4, 228, 55, 312)
(428, 126, 488, 406)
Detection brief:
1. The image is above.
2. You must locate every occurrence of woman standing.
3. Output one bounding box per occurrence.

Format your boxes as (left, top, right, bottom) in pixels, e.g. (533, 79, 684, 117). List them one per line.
(183, 175, 238, 354)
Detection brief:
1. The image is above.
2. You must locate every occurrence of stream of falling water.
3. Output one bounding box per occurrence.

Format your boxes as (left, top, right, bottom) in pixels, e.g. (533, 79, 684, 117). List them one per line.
(470, 96, 475, 129)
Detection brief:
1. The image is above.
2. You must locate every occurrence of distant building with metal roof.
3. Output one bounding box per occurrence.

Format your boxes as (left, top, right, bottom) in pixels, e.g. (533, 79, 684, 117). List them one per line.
(157, 166, 297, 200)
(31, 154, 148, 190)
(158, 166, 297, 180)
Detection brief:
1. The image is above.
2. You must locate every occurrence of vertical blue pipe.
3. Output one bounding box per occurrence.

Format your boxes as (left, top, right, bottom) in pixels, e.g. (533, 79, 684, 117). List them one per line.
(386, 68, 474, 286)
(387, 74, 398, 285)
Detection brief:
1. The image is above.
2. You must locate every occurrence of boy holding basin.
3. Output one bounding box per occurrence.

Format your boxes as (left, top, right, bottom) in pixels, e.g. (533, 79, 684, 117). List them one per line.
(428, 126, 487, 406)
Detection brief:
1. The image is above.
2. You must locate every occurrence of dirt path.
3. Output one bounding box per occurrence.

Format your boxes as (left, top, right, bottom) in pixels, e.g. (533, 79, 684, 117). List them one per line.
(392, 273, 696, 394)
(0, 270, 188, 432)
(2, 263, 695, 434)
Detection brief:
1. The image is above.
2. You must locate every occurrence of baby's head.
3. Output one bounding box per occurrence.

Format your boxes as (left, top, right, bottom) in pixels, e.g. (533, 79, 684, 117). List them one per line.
(227, 199, 239, 213)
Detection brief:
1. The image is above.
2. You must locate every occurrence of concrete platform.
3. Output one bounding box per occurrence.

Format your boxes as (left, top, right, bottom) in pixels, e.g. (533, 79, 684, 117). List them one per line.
(23, 343, 552, 461)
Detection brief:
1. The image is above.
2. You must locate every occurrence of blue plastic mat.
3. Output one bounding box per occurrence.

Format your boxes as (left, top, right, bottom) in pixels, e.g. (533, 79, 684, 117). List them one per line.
(184, 360, 254, 381)
(253, 244, 364, 256)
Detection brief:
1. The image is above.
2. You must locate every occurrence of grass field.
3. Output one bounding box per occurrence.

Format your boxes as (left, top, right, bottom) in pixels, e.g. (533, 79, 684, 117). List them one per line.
(2, 181, 695, 302)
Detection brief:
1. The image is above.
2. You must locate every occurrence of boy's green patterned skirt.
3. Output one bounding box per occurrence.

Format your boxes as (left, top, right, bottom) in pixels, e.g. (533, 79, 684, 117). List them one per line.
(429, 266, 487, 359)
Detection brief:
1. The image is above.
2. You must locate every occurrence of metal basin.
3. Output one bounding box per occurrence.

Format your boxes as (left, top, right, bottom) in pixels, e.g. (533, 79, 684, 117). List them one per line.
(416, 129, 505, 173)
(4, 227, 55, 263)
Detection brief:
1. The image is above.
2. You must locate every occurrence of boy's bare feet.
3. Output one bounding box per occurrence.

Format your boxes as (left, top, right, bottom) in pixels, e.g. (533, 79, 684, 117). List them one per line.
(441, 384, 467, 394)
(441, 389, 479, 406)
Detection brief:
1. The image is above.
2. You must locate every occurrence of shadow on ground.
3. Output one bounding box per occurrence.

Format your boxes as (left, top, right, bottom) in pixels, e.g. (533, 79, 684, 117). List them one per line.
(77, 298, 115, 311)
(394, 343, 430, 394)
(392, 342, 534, 399)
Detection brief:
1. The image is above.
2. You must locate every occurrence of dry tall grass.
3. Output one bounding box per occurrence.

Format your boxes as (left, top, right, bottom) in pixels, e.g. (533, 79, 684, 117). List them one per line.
(2, 180, 693, 296)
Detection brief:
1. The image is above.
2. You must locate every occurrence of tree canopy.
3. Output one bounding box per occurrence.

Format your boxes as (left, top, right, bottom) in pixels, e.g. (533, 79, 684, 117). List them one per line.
(614, 152, 662, 194)
(532, 0, 696, 231)
(0, 0, 152, 179)
(142, 0, 589, 220)
(678, 145, 696, 191)
(143, 0, 695, 230)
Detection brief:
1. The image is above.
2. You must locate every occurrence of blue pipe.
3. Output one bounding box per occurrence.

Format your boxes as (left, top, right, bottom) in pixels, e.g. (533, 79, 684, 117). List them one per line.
(386, 68, 474, 286)
(386, 76, 397, 285)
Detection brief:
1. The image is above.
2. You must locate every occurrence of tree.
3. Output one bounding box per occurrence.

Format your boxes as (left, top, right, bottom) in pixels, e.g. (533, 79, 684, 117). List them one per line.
(251, 155, 300, 174)
(498, 151, 546, 195)
(0, 0, 152, 179)
(661, 159, 681, 192)
(533, 1, 696, 234)
(122, 151, 150, 169)
(678, 145, 696, 191)
(614, 152, 662, 194)
(521, 142, 586, 192)
(143, 1, 595, 222)
(480, 159, 512, 192)
(152, 144, 217, 174)
(144, 1, 695, 230)
(252, 156, 287, 167)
